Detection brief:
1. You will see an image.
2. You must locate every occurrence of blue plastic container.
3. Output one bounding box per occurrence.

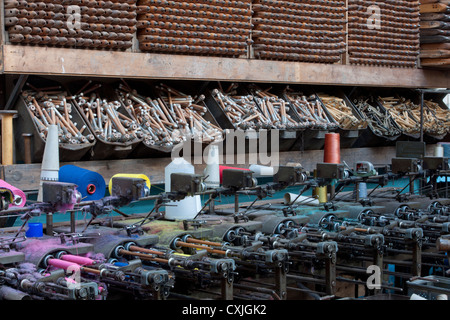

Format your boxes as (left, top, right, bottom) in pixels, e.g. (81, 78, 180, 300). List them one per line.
(26, 222, 43, 238)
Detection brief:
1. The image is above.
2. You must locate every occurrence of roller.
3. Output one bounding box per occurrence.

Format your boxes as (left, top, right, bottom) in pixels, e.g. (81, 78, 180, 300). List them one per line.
(283, 193, 319, 206)
(59, 165, 106, 201)
(259, 216, 297, 236)
(337, 204, 386, 220)
(379, 201, 421, 216)
(46, 258, 80, 272)
(307, 211, 339, 230)
(436, 237, 450, 252)
(0, 286, 32, 300)
(58, 253, 96, 266)
(317, 187, 328, 203)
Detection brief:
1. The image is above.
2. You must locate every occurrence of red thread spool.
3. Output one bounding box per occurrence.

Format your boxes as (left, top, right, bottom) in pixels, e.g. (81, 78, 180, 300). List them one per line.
(87, 184, 96, 195)
(323, 133, 341, 164)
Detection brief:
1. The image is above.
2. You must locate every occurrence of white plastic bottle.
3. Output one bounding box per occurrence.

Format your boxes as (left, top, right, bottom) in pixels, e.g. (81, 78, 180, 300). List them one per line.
(164, 158, 201, 220)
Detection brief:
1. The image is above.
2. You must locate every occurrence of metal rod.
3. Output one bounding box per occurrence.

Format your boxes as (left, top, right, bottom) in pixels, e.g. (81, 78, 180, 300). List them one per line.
(420, 90, 424, 143)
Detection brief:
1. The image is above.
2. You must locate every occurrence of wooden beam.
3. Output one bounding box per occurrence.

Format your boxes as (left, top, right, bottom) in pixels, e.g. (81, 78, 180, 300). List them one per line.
(2, 45, 449, 88)
(4, 74, 27, 110)
(0, 145, 439, 192)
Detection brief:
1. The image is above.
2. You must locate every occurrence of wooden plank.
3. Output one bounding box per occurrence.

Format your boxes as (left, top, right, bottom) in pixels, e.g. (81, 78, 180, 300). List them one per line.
(421, 42, 450, 50)
(2, 45, 450, 88)
(1, 145, 440, 192)
(420, 13, 450, 21)
(420, 3, 449, 13)
(420, 49, 450, 58)
(421, 57, 450, 67)
(0, 0, 4, 46)
(420, 35, 450, 43)
(420, 29, 450, 36)
(420, 21, 450, 29)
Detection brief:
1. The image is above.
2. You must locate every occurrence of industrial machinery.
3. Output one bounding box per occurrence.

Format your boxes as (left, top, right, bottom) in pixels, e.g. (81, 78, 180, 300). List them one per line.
(0, 146, 449, 301)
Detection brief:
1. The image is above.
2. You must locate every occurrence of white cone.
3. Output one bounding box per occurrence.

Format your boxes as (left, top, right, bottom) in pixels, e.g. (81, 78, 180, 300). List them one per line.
(249, 164, 274, 177)
(204, 144, 220, 188)
(283, 193, 319, 206)
(37, 125, 59, 201)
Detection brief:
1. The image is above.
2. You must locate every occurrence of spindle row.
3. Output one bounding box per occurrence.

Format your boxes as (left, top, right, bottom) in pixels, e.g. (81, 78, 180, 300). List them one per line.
(252, 0, 347, 62)
(136, 0, 252, 57)
(5, 0, 136, 50)
(347, 0, 420, 68)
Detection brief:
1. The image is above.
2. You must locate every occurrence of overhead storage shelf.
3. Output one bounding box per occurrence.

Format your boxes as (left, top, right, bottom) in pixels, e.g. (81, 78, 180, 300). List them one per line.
(1, 45, 450, 88)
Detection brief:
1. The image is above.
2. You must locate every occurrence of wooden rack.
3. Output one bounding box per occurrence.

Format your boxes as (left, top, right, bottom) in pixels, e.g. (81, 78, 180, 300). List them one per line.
(1, 45, 449, 88)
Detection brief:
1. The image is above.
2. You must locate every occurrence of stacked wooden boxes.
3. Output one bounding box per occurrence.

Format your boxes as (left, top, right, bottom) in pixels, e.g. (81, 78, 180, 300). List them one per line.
(419, 0, 450, 68)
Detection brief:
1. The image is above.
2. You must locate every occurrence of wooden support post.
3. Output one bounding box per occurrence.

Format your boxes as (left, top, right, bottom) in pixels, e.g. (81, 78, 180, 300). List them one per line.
(22, 133, 33, 164)
(0, 110, 18, 165)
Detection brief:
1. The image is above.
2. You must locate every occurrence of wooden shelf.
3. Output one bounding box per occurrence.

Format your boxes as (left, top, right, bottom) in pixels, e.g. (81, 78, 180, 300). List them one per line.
(1, 45, 449, 88)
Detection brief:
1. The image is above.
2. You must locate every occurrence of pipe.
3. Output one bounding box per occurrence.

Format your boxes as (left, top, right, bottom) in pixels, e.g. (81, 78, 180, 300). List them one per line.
(128, 245, 165, 256)
(185, 237, 223, 247)
(119, 249, 169, 264)
(0, 286, 32, 300)
(174, 240, 227, 255)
